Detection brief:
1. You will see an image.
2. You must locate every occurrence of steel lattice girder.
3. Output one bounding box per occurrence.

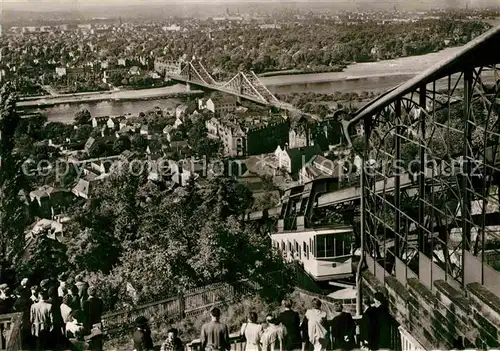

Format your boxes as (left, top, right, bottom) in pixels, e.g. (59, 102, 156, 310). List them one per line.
(347, 25, 500, 286)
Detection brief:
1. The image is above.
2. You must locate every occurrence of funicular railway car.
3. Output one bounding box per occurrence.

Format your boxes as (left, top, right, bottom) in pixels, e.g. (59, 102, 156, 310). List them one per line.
(272, 226, 355, 281)
(251, 176, 359, 282)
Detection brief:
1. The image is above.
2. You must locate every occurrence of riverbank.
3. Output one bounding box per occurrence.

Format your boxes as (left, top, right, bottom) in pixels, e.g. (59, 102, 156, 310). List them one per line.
(18, 85, 203, 108)
(258, 66, 345, 78)
(260, 46, 464, 87)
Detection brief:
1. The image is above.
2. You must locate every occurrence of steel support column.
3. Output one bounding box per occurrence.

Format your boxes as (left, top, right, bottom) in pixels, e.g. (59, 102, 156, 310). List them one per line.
(356, 115, 370, 317)
(461, 69, 473, 287)
(394, 99, 402, 257)
(418, 85, 426, 258)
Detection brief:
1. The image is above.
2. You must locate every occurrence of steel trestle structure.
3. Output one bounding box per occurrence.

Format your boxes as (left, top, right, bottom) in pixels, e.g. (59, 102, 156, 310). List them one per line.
(343, 25, 500, 292)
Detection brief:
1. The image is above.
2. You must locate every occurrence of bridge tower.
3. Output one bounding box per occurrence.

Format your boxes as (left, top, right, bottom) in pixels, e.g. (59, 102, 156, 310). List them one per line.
(185, 63, 192, 92)
(237, 73, 243, 104)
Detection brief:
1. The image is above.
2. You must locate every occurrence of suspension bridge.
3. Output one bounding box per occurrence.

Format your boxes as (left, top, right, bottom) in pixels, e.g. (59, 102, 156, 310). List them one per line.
(161, 59, 319, 119)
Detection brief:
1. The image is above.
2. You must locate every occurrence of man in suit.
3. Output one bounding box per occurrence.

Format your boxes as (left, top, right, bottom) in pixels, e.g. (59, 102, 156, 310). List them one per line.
(200, 307, 230, 351)
(82, 286, 103, 331)
(30, 289, 54, 350)
(329, 302, 355, 350)
(278, 299, 302, 351)
(359, 296, 377, 350)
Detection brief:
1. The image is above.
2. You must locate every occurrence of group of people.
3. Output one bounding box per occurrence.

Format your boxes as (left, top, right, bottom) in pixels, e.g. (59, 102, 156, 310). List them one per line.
(196, 292, 390, 351)
(0, 273, 104, 351)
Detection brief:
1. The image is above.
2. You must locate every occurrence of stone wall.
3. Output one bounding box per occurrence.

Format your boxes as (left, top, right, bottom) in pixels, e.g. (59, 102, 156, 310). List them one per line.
(362, 269, 500, 349)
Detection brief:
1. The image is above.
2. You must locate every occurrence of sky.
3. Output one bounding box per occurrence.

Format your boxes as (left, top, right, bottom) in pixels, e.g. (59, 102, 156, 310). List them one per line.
(2, 0, 499, 12)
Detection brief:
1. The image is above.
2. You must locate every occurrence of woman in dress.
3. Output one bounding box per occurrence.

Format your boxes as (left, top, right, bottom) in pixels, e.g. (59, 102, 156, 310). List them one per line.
(241, 312, 264, 351)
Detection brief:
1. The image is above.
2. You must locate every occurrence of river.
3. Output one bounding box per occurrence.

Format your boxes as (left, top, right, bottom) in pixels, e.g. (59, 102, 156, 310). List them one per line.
(30, 47, 468, 124)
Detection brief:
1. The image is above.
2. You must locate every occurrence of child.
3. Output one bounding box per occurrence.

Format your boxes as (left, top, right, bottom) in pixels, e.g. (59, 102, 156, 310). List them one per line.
(160, 328, 184, 351)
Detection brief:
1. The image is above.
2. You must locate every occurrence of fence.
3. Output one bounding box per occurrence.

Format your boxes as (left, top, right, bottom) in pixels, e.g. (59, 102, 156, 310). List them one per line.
(0, 312, 23, 351)
(102, 281, 253, 335)
(100, 270, 291, 336)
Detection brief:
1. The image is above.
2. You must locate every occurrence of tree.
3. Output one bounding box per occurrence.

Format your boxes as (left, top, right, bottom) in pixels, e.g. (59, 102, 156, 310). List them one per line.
(72, 124, 93, 143)
(17, 227, 69, 283)
(42, 122, 73, 144)
(131, 134, 148, 152)
(74, 109, 92, 126)
(188, 119, 222, 159)
(113, 136, 132, 155)
(0, 84, 30, 280)
(68, 167, 289, 308)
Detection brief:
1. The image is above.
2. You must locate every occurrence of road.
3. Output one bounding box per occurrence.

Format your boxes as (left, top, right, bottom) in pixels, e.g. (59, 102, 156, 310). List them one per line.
(18, 85, 202, 107)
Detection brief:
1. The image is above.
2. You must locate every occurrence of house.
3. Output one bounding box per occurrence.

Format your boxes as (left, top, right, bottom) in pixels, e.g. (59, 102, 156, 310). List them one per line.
(55, 67, 67, 77)
(205, 117, 246, 157)
(107, 116, 126, 130)
(92, 116, 109, 128)
(116, 125, 134, 138)
(90, 159, 116, 175)
(299, 155, 341, 184)
(29, 185, 72, 219)
(163, 125, 174, 142)
(140, 124, 149, 135)
(167, 140, 191, 159)
(72, 172, 105, 199)
(246, 120, 290, 156)
(170, 140, 190, 151)
(25, 219, 65, 247)
(274, 145, 322, 175)
(200, 95, 237, 115)
(289, 127, 309, 149)
(129, 66, 140, 75)
(173, 117, 183, 129)
(175, 104, 189, 120)
(84, 135, 117, 155)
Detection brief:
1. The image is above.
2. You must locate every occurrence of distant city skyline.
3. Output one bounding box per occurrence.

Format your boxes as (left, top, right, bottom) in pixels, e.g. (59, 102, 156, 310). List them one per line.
(3, 0, 499, 9)
(1, 0, 499, 19)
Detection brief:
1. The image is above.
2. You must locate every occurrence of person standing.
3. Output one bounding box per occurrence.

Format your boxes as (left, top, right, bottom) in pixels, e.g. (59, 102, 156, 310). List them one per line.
(304, 299, 328, 351)
(240, 312, 263, 351)
(57, 273, 68, 298)
(359, 296, 377, 350)
(160, 328, 184, 351)
(85, 326, 104, 351)
(30, 285, 40, 304)
(0, 284, 14, 314)
(260, 316, 285, 351)
(48, 279, 63, 346)
(278, 299, 301, 351)
(200, 307, 230, 351)
(133, 316, 154, 351)
(82, 286, 103, 331)
(329, 302, 355, 350)
(371, 292, 391, 350)
(30, 289, 54, 350)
